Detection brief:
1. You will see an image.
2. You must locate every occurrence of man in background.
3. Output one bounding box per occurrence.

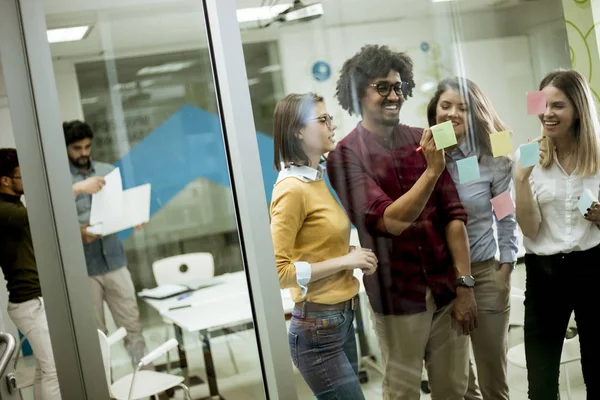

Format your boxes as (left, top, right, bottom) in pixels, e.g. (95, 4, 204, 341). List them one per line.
(0, 148, 106, 400)
(63, 120, 148, 366)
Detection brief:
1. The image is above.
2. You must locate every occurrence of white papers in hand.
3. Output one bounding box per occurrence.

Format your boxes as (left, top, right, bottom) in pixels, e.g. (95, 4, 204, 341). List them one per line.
(89, 168, 123, 226)
(87, 184, 151, 236)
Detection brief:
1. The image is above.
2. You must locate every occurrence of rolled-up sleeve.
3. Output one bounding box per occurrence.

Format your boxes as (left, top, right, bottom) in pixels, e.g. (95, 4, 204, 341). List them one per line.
(269, 181, 310, 294)
(435, 169, 468, 225)
(492, 159, 518, 263)
(327, 144, 393, 235)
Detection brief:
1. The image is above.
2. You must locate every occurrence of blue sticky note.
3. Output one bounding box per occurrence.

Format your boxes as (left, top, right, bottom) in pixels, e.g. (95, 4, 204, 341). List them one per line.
(578, 188, 597, 215)
(456, 156, 480, 184)
(519, 142, 539, 168)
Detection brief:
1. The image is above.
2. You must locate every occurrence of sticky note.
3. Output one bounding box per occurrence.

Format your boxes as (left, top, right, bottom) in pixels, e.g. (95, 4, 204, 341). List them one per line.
(490, 191, 515, 221)
(431, 121, 458, 150)
(527, 91, 547, 115)
(578, 188, 598, 215)
(490, 131, 513, 157)
(519, 142, 540, 168)
(456, 156, 480, 184)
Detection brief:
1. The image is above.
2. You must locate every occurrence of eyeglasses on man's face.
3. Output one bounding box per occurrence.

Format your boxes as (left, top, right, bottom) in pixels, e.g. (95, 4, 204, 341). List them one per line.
(309, 114, 334, 129)
(369, 81, 407, 98)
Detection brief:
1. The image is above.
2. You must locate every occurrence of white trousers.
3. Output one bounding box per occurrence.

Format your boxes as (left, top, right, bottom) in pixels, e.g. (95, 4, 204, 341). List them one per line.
(8, 297, 61, 400)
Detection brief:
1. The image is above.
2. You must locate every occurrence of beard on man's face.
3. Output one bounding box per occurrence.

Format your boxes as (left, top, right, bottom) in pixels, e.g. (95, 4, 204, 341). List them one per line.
(70, 156, 90, 168)
(375, 98, 403, 127)
(380, 116, 400, 127)
(11, 183, 24, 197)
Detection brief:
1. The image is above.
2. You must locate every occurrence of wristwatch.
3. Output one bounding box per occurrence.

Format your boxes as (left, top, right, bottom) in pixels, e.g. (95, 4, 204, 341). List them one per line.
(456, 275, 475, 288)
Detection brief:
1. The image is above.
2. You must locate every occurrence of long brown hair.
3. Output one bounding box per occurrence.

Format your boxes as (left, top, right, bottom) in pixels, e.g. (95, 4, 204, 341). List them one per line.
(538, 69, 600, 176)
(427, 77, 509, 162)
(273, 93, 323, 171)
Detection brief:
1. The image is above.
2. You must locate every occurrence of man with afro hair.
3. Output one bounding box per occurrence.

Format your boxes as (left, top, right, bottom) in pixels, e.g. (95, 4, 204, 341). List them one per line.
(326, 44, 476, 399)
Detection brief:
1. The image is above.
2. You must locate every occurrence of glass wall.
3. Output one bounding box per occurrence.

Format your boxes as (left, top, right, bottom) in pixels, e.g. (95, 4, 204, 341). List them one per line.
(2, 0, 600, 398)
(235, 0, 590, 399)
(1, 0, 293, 399)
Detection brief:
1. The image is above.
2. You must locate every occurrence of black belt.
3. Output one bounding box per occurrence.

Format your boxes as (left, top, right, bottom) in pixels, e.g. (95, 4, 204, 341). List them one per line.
(294, 297, 355, 313)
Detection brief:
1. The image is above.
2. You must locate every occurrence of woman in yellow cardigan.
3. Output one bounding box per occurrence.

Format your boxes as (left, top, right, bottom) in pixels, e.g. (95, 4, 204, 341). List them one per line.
(270, 93, 378, 399)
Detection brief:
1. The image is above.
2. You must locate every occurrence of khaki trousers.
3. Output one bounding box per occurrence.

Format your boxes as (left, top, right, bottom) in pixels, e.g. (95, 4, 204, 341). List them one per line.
(8, 298, 61, 400)
(464, 258, 510, 400)
(89, 267, 147, 364)
(370, 288, 469, 400)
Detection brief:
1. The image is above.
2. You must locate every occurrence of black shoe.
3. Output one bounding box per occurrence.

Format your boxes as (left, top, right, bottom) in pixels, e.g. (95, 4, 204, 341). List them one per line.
(421, 380, 431, 394)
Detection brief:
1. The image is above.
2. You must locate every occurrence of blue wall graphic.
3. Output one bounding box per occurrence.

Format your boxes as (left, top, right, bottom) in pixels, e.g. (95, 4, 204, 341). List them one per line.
(115, 104, 337, 241)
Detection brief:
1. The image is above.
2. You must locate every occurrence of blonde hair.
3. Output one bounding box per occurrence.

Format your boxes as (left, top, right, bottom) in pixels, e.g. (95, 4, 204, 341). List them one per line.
(539, 69, 600, 176)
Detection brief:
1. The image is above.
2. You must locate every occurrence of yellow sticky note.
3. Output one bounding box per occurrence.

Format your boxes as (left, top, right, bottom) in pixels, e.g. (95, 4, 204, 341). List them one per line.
(490, 131, 513, 157)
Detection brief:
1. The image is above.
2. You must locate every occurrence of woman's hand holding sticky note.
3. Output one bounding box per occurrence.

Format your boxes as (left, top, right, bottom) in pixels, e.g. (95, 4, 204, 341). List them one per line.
(519, 142, 540, 168)
(579, 188, 598, 216)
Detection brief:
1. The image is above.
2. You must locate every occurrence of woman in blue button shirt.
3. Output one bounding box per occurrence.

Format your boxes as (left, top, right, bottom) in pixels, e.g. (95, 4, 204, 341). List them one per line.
(427, 77, 518, 400)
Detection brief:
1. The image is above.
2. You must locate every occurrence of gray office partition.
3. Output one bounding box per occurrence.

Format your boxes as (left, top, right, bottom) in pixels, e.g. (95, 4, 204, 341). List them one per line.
(202, 1, 298, 399)
(0, 0, 109, 398)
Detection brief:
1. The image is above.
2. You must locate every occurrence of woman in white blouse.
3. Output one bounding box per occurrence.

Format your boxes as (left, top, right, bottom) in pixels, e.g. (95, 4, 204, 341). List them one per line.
(514, 69, 600, 399)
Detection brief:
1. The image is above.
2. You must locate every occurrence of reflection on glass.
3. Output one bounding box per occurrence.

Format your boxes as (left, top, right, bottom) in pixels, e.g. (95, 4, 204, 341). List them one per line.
(238, 0, 592, 398)
(42, 2, 272, 399)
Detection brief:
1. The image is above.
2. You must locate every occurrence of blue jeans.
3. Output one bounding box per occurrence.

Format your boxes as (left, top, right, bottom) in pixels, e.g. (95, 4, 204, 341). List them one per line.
(289, 306, 365, 400)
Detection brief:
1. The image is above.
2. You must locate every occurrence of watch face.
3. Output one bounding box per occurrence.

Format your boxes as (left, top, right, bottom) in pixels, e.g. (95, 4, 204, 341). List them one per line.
(464, 275, 475, 287)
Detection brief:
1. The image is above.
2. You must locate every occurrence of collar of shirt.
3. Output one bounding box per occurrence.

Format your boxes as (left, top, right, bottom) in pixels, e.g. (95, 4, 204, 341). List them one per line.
(447, 138, 472, 160)
(276, 164, 325, 183)
(69, 159, 97, 177)
(0, 192, 21, 204)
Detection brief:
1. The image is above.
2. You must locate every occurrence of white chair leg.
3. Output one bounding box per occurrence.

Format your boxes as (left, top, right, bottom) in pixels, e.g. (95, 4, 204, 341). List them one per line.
(564, 364, 571, 400)
(225, 336, 239, 374)
(178, 383, 192, 400)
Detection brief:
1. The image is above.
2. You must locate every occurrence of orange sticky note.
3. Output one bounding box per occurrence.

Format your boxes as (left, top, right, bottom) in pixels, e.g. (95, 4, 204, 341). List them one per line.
(490, 131, 513, 157)
(490, 191, 514, 221)
(527, 91, 546, 115)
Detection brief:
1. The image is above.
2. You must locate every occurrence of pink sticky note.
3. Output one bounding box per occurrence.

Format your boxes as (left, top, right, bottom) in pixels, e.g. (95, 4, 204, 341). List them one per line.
(490, 191, 515, 221)
(527, 91, 546, 115)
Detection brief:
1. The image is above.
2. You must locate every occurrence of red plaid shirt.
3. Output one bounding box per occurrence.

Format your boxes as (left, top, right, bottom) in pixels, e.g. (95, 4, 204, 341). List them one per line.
(326, 123, 467, 315)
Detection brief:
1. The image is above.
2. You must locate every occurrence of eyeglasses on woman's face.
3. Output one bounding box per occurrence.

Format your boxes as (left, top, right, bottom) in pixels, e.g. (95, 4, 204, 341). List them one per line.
(309, 114, 334, 129)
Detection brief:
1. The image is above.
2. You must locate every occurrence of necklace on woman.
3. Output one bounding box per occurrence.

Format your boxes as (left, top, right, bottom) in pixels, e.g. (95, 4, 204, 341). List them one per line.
(557, 147, 576, 173)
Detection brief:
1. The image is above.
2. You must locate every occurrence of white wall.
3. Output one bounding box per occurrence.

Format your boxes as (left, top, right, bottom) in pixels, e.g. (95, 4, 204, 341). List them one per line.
(277, 1, 569, 143)
(53, 60, 85, 121)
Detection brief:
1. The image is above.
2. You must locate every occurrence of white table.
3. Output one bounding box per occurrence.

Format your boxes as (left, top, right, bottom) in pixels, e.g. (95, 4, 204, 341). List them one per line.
(141, 271, 370, 399)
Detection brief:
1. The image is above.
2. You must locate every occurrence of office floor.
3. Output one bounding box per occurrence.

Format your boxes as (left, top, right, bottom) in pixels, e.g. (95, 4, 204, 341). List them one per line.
(18, 266, 587, 399)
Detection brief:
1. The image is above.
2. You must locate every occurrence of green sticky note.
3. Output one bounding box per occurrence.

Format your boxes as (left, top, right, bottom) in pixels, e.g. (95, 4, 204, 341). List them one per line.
(490, 131, 513, 157)
(431, 121, 458, 150)
(456, 156, 480, 184)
